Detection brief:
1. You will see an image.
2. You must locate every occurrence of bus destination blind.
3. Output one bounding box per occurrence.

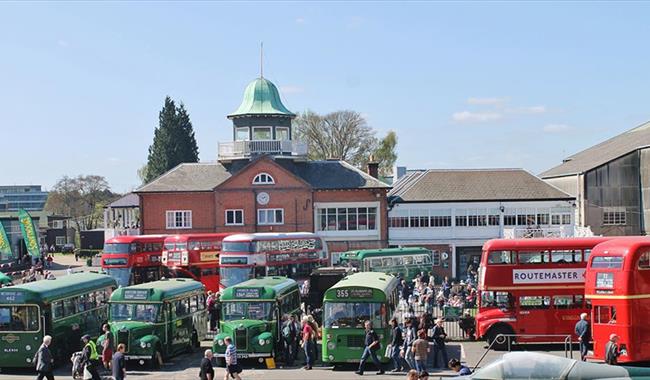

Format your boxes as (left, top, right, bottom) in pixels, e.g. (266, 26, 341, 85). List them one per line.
(234, 288, 261, 299)
(221, 257, 248, 265)
(0, 292, 24, 303)
(123, 289, 150, 300)
(335, 288, 373, 299)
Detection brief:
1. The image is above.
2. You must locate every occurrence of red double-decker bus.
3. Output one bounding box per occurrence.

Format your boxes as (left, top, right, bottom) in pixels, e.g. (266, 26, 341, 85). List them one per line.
(476, 237, 613, 349)
(162, 233, 231, 293)
(218, 232, 328, 290)
(585, 237, 650, 363)
(101, 235, 167, 287)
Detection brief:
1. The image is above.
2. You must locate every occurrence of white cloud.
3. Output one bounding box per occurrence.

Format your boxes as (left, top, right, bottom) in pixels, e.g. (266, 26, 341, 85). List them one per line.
(280, 85, 304, 94)
(57, 39, 69, 48)
(543, 124, 571, 133)
(452, 111, 502, 123)
(295, 17, 306, 24)
(513, 105, 547, 114)
(467, 97, 508, 106)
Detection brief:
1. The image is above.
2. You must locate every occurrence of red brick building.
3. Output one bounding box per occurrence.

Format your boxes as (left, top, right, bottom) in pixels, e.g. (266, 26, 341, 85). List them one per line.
(135, 77, 390, 255)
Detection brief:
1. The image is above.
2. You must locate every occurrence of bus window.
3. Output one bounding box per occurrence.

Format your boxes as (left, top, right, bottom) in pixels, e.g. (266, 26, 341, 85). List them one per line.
(189, 241, 200, 250)
(638, 252, 650, 269)
(487, 251, 514, 264)
(518, 251, 548, 264)
(190, 296, 199, 313)
(369, 258, 382, 268)
(382, 258, 392, 267)
(551, 250, 579, 263)
(52, 301, 64, 319)
(404, 256, 413, 265)
(63, 298, 77, 316)
(323, 302, 385, 329)
(583, 249, 592, 261)
(553, 295, 581, 309)
(595, 306, 616, 324)
(0, 306, 39, 331)
(481, 291, 513, 309)
(591, 256, 623, 269)
(394, 257, 404, 266)
(519, 296, 550, 310)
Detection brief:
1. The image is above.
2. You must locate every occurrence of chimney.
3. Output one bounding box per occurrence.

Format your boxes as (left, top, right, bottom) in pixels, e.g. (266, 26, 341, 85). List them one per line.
(367, 156, 379, 179)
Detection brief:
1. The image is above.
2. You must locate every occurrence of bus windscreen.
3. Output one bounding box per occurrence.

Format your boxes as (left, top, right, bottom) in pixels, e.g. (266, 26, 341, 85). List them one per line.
(591, 256, 624, 269)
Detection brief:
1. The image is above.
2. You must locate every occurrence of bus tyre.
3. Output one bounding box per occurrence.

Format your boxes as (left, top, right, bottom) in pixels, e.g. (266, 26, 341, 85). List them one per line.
(486, 325, 514, 351)
(151, 348, 163, 370)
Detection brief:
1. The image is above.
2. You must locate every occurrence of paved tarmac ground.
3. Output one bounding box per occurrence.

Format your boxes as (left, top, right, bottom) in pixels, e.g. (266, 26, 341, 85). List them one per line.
(0, 255, 581, 379)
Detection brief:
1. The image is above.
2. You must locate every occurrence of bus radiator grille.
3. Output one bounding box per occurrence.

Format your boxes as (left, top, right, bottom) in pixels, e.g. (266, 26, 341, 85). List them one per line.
(235, 329, 247, 351)
(117, 330, 130, 352)
(345, 335, 365, 348)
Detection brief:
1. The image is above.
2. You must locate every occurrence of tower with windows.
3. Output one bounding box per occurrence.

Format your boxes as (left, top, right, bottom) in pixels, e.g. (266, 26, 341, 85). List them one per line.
(218, 77, 307, 161)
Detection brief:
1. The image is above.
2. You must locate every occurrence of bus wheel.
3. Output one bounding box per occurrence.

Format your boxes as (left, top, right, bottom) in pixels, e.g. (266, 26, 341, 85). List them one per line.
(151, 348, 163, 370)
(486, 325, 514, 351)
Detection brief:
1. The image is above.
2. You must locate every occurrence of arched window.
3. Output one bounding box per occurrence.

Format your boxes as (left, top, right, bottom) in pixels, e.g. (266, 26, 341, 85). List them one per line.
(252, 173, 275, 185)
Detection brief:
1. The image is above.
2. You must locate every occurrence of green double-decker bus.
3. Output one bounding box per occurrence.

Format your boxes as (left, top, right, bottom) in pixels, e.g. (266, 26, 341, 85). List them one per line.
(213, 276, 301, 365)
(0, 272, 116, 368)
(339, 247, 433, 281)
(321, 272, 399, 364)
(103, 278, 207, 368)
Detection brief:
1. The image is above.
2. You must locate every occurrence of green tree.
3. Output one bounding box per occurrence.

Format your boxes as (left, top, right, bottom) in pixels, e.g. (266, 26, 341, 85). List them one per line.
(144, 97, 199, 183)
(372, 130, 398, 177)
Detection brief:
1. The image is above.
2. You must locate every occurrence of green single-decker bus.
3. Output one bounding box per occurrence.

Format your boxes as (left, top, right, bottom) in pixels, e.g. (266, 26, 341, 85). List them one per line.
(321, 272, 399, 364)
(340, 247, 433, 281)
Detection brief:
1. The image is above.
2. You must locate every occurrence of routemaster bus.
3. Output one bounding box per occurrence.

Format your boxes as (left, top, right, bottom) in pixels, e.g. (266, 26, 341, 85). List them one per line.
(321, 272, 399, 364)
(585, 237, 650, 363)
(476, 237, 613, 349)
(0, 273, 116, 367)
(218, 232, 327, 289)
(102, 235, 167, 287)
(162, 233, 231, 293)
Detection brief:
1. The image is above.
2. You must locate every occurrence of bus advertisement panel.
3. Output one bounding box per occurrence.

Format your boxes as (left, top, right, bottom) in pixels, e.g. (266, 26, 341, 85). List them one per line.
(218, 232, 327, 290)
(585, 237, 650, 363)
(321, 272, 399, 364)
(101, 235, 167, 287)
(102, 278, 207, 368)
(476, 237, 613, 349)
(0, 273, 116, 368)
(337, 247, 433, 281)
(213, 277, 301, 365)
(162, 233, 231, 293)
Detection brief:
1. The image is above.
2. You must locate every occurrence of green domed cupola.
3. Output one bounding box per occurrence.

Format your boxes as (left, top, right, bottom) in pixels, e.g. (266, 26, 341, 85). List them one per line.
(228, 77, 296, 119)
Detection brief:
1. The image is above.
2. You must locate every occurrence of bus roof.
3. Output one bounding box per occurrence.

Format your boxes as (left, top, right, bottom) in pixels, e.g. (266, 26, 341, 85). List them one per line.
(220, 276, 297, 301)
(110, 278, 204, 303)
(164, 233, 232, 243)
(105, 234, 168, 244)
(483, 237, 614, 251)
(345, 247, 430, 260)
(0, 272, 116, 304)
(327, 272, 398, 294)
(588, 237, 650, 266)
(223, 232, 319, 242)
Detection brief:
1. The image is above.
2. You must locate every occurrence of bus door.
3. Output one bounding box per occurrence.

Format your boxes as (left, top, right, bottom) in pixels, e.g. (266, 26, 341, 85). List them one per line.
(516, 296, 551, 337)
(171, 298, 192, 354)
(192, 294, 208, 341)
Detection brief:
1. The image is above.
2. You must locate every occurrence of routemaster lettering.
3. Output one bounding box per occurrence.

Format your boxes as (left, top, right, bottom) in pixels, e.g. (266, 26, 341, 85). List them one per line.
(512, 268, 585, 284)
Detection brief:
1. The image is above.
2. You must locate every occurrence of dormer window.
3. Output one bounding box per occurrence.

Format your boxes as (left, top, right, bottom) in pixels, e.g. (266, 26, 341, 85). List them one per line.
(276, 127, 290, 141)
(253, 173, 275, 185)
(235, 127, 250, 141)
(252, 127, 272, 140)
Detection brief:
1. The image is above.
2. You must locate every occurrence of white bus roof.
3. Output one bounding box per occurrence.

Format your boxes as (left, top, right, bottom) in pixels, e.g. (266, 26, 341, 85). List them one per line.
(223, 232, 320, 242)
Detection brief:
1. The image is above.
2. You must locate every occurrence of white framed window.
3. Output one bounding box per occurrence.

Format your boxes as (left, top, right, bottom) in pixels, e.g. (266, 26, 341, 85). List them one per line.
(252, 127, 272, 140)
(235, 127, 250, 141)
(252, 173, 275, 185)
(225, 209, 244, 226)
(276, 127, 290, 141)
(55, 236, 66, 245)
(51, 220, 64, 229)
(603, 208, 626, 225)
(257, 208, 284, 225)
(317, 207, 377, 231)
(166, 210, 192, 229)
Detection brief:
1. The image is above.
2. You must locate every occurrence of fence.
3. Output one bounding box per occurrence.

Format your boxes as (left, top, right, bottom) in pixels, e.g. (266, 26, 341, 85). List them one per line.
(397, 301, 477, 341)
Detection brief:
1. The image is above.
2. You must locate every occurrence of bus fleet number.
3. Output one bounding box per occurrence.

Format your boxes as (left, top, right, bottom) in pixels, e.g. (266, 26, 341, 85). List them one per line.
(336, 290, 349, 298)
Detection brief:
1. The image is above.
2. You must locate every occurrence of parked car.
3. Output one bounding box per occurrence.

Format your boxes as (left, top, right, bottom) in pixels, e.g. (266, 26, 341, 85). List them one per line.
(62, 243, 75, 253)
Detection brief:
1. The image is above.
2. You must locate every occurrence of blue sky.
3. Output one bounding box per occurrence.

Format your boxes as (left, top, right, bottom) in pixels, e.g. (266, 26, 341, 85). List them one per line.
(2, 2, 649, 193)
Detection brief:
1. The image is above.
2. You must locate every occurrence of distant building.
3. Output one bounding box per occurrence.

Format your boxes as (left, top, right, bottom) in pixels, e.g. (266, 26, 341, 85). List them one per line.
(103, 192, 140, 240)
(0, 185, 47, 211)
(541, 121, 650, 236)
(136, 76, 390, 254)
(388, 169, 578, 279)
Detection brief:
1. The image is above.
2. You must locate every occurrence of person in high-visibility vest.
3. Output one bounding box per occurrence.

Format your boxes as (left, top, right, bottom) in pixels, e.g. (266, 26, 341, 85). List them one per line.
(81, 334, 101, 380)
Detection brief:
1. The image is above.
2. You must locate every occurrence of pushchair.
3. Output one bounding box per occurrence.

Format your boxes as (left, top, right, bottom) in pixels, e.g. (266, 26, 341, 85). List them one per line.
(70, 351, 84, 379)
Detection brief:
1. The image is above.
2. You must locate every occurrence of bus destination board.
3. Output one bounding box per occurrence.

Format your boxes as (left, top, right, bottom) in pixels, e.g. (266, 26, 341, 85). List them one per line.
(123, 289, 150, 300)
(234, 288, 261, 299)
(335, 288, 373, 299)
(221, 256, 248, 265)
(0, 292, 24, 303)
(103, 258, 128, 266)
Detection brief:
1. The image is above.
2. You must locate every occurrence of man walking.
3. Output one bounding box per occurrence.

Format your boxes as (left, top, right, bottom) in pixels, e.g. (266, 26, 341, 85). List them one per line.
(282, 314, 299, 366)
(81, 334, 101, 380)
(574, 313, 591, 361)
(431, 318, 448, 369)
(34, 335, 55, 380)
(355, 320, 384, 375)
(301, 316, 315, 370)
(412, 330, 429, 375)
(389, 318, 404, 372)
(605, 334, 621, 365)
(224, 337, 242, 380)
(402, 318, 417, 371)
(112, 344, 127, 380)
(199, 349, 214, 380)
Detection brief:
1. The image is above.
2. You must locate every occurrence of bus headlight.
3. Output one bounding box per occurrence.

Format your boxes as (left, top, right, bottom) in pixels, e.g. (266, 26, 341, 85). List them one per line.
(25, 345, 31, 351)
(140, 341, 147, 349)
(217, 339, 224, 346)
(258, 339, 266, 346)
(328, 355, 334, 361)
(327, 342, 336, 350)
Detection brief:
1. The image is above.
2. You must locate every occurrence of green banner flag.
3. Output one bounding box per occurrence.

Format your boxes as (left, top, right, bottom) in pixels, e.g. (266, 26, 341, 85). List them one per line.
(18, 209, 41, 258)
(0, 222, 12, 260)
